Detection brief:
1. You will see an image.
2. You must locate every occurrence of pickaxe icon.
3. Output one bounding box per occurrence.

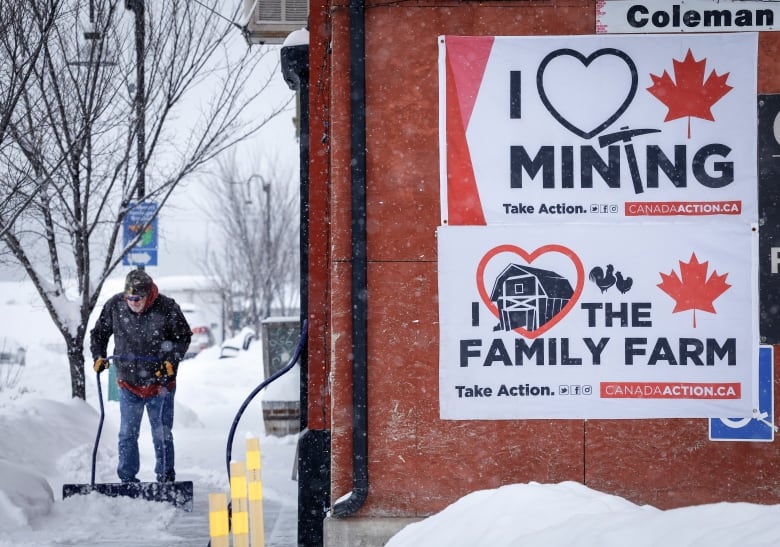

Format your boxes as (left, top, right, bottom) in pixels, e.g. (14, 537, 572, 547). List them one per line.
(598, 126, 661, 194)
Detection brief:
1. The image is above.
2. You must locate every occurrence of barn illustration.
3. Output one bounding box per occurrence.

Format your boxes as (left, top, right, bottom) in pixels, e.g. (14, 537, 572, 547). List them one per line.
(490, 263, 574, 332)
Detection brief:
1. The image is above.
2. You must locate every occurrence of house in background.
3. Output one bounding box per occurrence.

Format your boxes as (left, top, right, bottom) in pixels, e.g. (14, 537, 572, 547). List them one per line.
(152, 275, 224, 342)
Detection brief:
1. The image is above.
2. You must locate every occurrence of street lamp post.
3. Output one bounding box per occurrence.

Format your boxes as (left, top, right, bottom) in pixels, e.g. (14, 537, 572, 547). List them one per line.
(126, 0, 145, 200)
(239, 174, 273, 318)
(262, 180, 272, 317)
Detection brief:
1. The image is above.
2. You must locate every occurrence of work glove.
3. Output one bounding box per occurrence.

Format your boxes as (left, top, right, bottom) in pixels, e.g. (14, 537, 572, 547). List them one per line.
(93, 357, 109, 373)
(155, 360, 176, 380)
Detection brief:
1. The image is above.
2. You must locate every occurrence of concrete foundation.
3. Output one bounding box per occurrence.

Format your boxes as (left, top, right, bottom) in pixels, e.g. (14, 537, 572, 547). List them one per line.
(323, 516, 422, 547)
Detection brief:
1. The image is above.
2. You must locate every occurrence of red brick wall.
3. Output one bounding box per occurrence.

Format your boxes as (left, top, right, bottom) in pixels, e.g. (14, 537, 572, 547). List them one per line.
(309, 0, 780, 517)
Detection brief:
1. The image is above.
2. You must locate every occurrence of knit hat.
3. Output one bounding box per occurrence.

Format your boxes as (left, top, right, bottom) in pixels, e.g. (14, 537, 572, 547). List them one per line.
(125, 269, 153, 296)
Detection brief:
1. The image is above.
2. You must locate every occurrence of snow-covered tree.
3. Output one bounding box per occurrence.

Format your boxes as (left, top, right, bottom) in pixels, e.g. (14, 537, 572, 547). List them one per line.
(0, 0, 61, 234)
(0, 0, 291, 399)
(199, 152, 300, 335)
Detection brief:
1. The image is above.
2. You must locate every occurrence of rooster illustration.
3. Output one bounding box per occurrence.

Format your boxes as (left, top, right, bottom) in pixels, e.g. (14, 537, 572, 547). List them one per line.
(589, 264, 615, 293)
(615, 271, 633, 294)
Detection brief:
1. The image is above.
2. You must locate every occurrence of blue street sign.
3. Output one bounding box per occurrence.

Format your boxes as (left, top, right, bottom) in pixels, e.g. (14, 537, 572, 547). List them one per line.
(122, 202, 158, 267)
(709, 345, 775, 442)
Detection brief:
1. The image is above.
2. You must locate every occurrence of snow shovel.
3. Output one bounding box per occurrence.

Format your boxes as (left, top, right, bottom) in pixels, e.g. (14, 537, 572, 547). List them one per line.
(62, 357, 193, 511)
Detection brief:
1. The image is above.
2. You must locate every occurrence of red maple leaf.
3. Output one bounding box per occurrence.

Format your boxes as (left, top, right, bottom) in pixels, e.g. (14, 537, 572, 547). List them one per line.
(647, 49, 733, 138)
(657, 253, 731, 328)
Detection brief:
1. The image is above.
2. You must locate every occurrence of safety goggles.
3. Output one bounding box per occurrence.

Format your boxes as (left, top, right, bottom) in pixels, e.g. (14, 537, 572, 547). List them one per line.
(125, 295, 145, 302)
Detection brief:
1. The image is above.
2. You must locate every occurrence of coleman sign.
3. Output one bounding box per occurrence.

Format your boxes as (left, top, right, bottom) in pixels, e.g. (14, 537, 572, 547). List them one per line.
(437, 33, 758, 420)
(596, 1, 780, 34)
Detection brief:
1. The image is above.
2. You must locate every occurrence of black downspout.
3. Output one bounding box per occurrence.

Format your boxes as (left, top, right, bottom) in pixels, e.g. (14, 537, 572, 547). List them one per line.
(333, 0, 369, 518)
(279, 40, 310, 447)
(281, 37, 332, 546)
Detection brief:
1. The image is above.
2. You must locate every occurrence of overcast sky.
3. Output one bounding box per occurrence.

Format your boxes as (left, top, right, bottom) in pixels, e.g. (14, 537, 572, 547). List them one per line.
(149, 4, 301, 278)
(0, 31, 299, 283)
(156, 42, 299, 280)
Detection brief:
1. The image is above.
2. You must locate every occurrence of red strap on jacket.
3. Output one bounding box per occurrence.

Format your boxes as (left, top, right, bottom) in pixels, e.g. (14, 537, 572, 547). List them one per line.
(118, 379, 176, 398)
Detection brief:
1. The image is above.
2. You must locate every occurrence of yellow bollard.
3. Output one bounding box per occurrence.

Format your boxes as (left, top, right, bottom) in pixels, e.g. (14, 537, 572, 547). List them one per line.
(247, 437, 265, 547)
(231, 461, 250, 547)
(208, 492, 230, 547)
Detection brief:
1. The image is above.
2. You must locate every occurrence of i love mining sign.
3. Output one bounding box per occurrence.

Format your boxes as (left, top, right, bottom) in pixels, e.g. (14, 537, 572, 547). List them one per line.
(437, 33, 758, 420)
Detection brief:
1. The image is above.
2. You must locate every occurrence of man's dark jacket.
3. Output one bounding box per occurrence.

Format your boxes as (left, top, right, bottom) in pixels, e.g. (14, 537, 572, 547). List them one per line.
(90, 291, 192, 388)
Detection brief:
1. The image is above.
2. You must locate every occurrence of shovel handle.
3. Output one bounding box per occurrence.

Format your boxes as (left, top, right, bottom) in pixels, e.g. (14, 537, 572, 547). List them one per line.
(91, 368, 106, 487)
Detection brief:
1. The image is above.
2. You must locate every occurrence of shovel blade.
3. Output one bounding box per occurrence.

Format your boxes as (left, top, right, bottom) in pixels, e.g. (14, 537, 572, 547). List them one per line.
(62, 481, 193, 511)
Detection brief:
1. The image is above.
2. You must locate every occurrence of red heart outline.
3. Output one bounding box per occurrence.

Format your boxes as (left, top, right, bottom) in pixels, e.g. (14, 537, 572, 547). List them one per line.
(476, 244, 584, 339)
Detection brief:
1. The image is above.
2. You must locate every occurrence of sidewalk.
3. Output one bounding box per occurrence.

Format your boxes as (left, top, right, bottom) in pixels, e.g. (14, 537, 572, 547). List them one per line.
(148, 495, 297, 546)
(265, 497, 298, 546)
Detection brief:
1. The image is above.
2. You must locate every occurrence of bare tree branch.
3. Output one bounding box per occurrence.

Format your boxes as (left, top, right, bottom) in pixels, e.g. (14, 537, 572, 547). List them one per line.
(0, 0, 293, 398)
(198, 150, 299, 335)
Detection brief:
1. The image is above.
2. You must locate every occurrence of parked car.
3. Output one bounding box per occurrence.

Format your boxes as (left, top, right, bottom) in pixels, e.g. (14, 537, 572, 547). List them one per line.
(179, 303, 215, 359)
(218, 327, 257, 359)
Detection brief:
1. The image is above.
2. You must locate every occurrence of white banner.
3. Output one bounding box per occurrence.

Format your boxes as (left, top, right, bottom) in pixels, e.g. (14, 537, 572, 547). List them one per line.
(438, 223, 758, 419)
(439, 33, 757, 226)
(596, 1, 780, 34)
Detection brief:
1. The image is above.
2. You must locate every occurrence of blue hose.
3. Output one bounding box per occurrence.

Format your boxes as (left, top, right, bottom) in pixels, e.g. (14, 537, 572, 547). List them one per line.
(205, 319, 308, 547)
(224, 319, 308, 478)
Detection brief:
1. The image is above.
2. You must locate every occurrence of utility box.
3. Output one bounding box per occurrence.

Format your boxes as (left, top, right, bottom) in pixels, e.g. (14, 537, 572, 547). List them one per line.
(260, 317, 300, 437)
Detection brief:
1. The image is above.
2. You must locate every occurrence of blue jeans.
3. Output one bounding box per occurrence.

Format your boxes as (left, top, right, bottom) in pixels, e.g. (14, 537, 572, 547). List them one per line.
(117, 386, 176, 482)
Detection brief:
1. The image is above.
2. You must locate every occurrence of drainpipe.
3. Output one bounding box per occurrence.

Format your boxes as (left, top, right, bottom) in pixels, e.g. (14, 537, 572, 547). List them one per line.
(333, 0, 369, 518)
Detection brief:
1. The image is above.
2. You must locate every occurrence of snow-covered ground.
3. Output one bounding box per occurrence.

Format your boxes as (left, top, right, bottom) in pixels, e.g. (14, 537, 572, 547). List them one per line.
(2, 278, 780, 546)
(0, 279, 299, 546)
(386, 481, 780, 547)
